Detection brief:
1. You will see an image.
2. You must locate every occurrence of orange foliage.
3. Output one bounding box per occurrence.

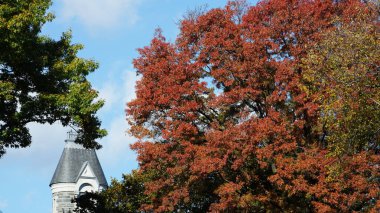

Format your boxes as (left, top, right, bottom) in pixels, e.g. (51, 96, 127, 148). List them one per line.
(127, 0, 379, 211)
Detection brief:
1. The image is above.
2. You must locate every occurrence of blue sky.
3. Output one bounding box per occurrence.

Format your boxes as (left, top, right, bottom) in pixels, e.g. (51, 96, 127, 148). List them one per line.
(0, 0, 256, 212)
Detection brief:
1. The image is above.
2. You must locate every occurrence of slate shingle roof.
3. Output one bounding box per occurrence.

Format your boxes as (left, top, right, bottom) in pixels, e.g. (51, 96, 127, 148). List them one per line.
(50, 140, 108, 187)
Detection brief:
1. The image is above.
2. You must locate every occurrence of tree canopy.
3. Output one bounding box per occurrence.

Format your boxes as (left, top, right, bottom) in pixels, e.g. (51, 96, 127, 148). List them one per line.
(126, 0, 379, 212)
(0, 0, 106, 156)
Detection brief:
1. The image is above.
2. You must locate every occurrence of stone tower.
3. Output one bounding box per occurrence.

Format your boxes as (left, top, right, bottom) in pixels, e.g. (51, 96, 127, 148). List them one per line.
(50, 131, 108, 213)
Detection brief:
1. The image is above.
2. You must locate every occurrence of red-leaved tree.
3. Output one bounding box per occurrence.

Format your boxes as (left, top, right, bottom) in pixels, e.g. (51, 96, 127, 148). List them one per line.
(127, 0, 379, 212)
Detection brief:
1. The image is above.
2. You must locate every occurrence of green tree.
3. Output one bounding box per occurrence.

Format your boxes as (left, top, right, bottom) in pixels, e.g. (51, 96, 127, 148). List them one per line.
(73, 192, 108, 213)
(299, 8, 380, 211)
(302, 8, 380, 157)
(0, 0, 107, 156)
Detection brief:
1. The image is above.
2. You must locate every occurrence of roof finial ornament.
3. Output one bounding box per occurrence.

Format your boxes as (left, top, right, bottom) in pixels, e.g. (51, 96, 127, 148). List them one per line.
(66, 130, 78, 141)
(65, 130, 84, 149)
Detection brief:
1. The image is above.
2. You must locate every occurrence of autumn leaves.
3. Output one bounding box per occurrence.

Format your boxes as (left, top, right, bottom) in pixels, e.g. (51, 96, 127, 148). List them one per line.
(126, 0, 379, 212)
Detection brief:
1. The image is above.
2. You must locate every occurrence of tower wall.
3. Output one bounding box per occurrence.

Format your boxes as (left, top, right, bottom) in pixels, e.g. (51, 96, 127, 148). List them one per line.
(51, 183, 76, 213)
(53, 191, 76, 213)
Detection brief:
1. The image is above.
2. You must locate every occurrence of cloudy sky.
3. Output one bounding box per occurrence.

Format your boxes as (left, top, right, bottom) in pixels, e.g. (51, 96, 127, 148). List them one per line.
(0, 0, 255, 212)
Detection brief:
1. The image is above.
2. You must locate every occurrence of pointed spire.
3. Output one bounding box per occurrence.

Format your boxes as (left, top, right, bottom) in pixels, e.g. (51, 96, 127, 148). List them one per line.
(50, 131, 107, 187)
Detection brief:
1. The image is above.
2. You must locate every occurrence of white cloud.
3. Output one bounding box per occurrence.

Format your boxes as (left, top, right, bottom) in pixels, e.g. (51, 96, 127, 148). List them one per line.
(0, 122, 68, 175)
(98, 116, 136, 166)
(98, 83, 121, 111)
(0, 199, 8, 209)
(97, 69, 140, 173)
(97, 67, 140, 113)
(59, 0, 141, 31)
(24, 192, 36, 204)
(122, 69, 140, 103)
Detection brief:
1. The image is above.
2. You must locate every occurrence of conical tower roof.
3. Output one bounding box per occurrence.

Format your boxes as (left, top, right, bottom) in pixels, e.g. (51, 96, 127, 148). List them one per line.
(50, 132, 107, 187)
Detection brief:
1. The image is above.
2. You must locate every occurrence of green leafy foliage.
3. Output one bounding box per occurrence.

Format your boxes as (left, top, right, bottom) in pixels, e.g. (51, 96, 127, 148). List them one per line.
(302, 10, 380, 157)
(0, 0, 107, 156)
(74, 170, 150, 213)
(73, 192, 108, 213)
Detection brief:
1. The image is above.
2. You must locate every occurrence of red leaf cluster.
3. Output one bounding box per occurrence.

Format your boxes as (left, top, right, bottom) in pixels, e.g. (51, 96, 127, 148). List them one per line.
(127, 0, 379, 211)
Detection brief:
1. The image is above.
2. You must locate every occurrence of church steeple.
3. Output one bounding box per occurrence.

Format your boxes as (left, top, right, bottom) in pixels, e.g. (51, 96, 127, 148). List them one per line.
(50, 131, 107, 213)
